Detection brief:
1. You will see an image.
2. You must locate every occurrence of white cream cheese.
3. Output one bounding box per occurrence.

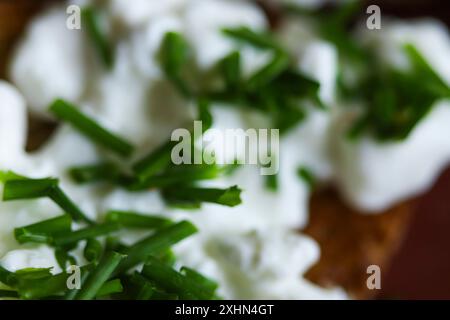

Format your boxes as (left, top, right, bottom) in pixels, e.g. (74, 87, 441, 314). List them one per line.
(333, 20, 450, 212)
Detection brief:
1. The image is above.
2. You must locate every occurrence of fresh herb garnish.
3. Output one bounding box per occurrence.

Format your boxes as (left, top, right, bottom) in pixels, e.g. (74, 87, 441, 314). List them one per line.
(14, 214, 72, 244)
(2, 177, 93, 225)
(160, 32, 192, 97)
(73, 252, 125, 300)
(49, 99, 134, 157)
(162, 185, 242, 208)
(82, 6, 114, 69)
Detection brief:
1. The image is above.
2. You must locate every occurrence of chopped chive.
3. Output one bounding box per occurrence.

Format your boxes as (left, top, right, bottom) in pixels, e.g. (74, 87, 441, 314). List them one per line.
(219, 51, 241, 91)
(297, 166, 316, 190)
(95, 279, 123, 298)
(247, 53, 290, 90)
(82, 6, 114, 69)
(14, 214, 72, 244)
(162, 185, 242, 208)
(116, 221, 197, 274)
(84, 238, 103, 262)
(104, 211, 172, 230)
(64, 265, 92, 300)
(197, 98, 213, 132)
(222, 26, 283, 52)
(2, 177, 93, 225)
(0, 266, 16, 287)
(48, 185, 94, 225)
(74, 251, 125, 300)
(141, 257, 214, 300)
(128, 163, 224, 190)
(0, 170, 26, 183)
(49, 99, 134, 157)
(132, 140, 176, 181)
(180, 266, 218, 296)
(55, 248, 77, 270)
(160, 32, 191, 97)
(2, 178, 58, 200)
(15, 271, 68, 299)
(136, 277, 155, 300)
(53, 223, 120, 247)
(0, 290, 19, 298)
(69, 162, 120, 184)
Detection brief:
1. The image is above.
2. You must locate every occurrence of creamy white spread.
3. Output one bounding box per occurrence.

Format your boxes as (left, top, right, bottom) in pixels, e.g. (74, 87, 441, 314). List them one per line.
(1, 0, 449, 299)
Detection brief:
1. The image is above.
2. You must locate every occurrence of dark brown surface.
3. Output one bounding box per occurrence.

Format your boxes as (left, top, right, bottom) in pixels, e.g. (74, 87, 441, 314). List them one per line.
(304, 188, 413, 299)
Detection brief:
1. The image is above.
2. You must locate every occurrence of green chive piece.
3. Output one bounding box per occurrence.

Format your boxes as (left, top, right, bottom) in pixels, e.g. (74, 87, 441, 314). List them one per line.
(69, 162, 120, 184)
(297, 166, 316, 190)
(49, 99, 134, 157)
(48, 185, 94, 225)
(14, 214, 72, 245)
(116, 221, 197, 274)
(74, 252, 125, 300)
(104, 211, 172, 230)
(180, 266, 218, 296)
(54, 248, 77, 270)
(0, 266, 16, 287)
(222, 26, 283, 52)
(95, 279, 123, 298)
(162, 185, 242, 208)
(53, 223, 120, 247)
(247, 53, 290, 90)
(160, 32, 191, 97)
(82, 6, 114, 69)
(2, 177, 93, 225)
(2, 178, 58, 200)
(141, 257, 214, 300)
(0, 170, 26, 183)
(197, 98, 213, 132)
(132, 140, 176, 181)
(84, 238, 103, 262)
(15, 270, 67, 300)
(219, 51, 241, 91)
(128, 163, 223, 190)
(0, 290, 19, 298)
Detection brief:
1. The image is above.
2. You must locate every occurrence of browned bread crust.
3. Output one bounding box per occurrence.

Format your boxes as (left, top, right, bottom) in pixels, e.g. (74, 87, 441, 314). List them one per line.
(304, 187, 413, 299)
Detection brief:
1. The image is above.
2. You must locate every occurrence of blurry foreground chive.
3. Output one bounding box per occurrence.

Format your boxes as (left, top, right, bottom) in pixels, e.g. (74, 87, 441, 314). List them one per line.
(14, 214, 72, 244)
(2, 178, 58, 200)
(141, 257, 216, 300)
(116, 221, 197, 274)
(53, 223, 120, 247)
(74, 252, 125, 300)
(49, 99, 134, 157)
(69, 162, 120, 184)
(222, 26, 283, 52)
(162, 185, 242, 208)
(247, 53, 290, 90)
(180, 266, 218, 296)
(82, 6, 114, 69)
(219, 51, 241, 91)
(95, 279, 123, 298)
(3, 178, 93, 225)
(160, 32, 191, 97)
(132, 140, 176, 181)
(297, 166, 316, 190)
(0, 290, 19, 298)
(105, 211, 172, 230)
(84, 238, 103, 262)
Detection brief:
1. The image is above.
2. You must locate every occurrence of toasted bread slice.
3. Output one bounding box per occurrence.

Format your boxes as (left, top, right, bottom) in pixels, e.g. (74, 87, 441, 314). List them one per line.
(304, 187, 413, 299)
(0, 1, 414, 300)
